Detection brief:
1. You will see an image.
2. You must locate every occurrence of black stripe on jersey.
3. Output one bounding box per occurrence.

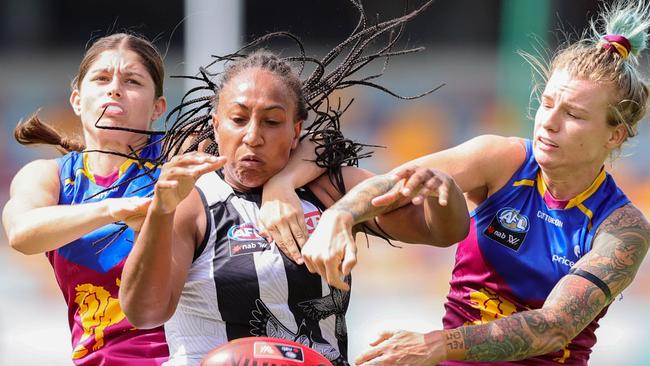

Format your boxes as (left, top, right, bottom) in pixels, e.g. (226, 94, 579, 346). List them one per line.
(211, 196, 262, 340)
(193, 187, 213, 262)
(297, 187, 327, 211)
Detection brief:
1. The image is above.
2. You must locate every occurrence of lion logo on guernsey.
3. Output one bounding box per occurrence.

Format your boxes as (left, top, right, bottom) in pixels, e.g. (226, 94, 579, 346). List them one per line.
(483, 207, 530, 251)
(72, 281, 126, 359)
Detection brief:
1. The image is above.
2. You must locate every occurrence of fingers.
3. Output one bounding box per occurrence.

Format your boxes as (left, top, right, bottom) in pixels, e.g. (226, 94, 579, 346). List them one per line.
(292, 215, 309, 249)
(164, 153, 226, 176)
(355, 331, 394, 365)
(355, 347, 384, 365)
(341, 239, 357, 276)
(371, 190, 402, 207)
(275, 224, 304, 265)
(324, 259, 349, 291)
(370, 330, 395, 346)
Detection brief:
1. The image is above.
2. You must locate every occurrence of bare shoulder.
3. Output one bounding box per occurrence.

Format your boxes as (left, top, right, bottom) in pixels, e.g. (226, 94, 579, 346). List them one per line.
(9, 159, 60, 197)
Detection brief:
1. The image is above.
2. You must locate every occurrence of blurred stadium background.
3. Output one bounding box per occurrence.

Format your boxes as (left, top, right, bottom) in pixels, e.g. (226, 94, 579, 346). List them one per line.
(1, 0, 649, 365)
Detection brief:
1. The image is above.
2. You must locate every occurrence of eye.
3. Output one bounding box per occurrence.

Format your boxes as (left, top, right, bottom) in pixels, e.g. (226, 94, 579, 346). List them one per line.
(265, 119, 281, 126)
(126, 78, 142, 85)
(93, 75, 110, 82)
(232, 117, 247, 124)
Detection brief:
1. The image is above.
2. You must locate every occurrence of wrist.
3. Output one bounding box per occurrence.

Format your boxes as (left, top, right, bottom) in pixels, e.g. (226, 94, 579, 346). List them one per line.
(437, 329, 467, 361)
(266, 170, 299, 190)
(150, 197, 176, 216)
(323, 207, 355, 227)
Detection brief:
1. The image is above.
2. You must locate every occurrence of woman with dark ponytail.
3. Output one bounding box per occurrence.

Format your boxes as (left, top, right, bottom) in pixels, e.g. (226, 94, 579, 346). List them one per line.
(2, 33, 169, 365)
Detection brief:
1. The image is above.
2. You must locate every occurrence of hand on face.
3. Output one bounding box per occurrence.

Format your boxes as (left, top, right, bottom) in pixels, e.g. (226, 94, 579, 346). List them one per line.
(355, 330, 443, 366)
(372, 166, 454, 207)
(152, 152, 227, 214)
(258, 186, 307, 264)
(300, 209, 357, 291)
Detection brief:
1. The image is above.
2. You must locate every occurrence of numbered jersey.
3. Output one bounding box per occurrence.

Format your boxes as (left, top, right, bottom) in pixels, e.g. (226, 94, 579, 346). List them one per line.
(48, 139, 168, 365)
(163, 170, 350, 366)
(442, 139, 629, 365)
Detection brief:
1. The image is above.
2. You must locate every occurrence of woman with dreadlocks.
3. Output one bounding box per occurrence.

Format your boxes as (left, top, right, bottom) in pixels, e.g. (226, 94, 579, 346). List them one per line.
(2, 33, 169, 365)
(119, 2, 469, 365)
(292, 1, 650, 365)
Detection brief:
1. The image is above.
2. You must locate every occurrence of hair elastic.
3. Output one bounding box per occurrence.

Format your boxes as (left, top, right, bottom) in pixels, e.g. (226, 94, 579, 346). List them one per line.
(598, 34, 632, 59)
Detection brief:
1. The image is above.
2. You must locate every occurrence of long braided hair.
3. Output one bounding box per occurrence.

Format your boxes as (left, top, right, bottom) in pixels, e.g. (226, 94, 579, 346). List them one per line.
(161, 0, 440, 193)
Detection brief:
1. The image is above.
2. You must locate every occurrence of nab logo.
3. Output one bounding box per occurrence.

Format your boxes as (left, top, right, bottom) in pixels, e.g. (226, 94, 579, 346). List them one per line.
(227, 223, 270, 257)
(484, 207, 530, 251)
(497, 208, 529, 233)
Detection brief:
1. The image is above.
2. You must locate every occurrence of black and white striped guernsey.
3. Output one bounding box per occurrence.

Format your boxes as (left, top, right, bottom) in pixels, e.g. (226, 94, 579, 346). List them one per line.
(163, 170, 350, 366)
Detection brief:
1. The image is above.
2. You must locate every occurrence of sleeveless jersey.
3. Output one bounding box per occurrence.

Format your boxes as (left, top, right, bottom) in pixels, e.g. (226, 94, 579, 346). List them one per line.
(47, 139, 168, 365)
(163, 171, 350, 366)
(441, 139, 629, 365)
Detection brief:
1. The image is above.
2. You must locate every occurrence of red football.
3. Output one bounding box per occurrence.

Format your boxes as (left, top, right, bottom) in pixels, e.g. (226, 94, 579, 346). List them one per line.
(201, 336, 334, 366)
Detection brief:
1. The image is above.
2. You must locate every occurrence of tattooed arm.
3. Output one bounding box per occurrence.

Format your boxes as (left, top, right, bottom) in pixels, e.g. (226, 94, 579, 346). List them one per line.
(302, 165, 469, 290)
(355, 204, 650, 365)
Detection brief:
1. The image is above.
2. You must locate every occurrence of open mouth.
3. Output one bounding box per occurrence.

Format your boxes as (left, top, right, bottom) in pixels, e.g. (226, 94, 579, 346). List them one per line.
(538, 136, 558, 148)
(101, 103, 125, 116)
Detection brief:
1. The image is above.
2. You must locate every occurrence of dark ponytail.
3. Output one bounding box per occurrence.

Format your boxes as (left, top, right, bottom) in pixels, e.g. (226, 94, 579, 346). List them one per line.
(14, 111, 85, 154)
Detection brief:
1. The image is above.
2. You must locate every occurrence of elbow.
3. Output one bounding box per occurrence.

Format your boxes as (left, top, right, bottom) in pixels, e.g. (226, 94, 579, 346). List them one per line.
(120, 290, 172, 329)
(7, 231, 39, 255)
(122, 301, 169, 329)
(428, 215, 470, 247)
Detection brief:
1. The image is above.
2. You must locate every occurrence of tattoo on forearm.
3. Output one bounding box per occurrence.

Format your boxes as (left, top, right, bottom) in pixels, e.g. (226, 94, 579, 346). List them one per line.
(330, 175, 401, 224)
(445, 329, 467, 351)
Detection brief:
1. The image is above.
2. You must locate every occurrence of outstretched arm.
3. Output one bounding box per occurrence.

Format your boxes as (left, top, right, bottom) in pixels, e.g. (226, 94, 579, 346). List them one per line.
(120, 153, 226, 329)
(2, 159, 151, 254)
(302, 165, 469, 290)
(356, 204, 650, 365)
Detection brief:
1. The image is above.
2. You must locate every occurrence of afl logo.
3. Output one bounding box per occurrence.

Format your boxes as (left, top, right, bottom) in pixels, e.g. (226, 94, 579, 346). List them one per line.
(227, 223, 263, 241)
(497, 208, 529, 233)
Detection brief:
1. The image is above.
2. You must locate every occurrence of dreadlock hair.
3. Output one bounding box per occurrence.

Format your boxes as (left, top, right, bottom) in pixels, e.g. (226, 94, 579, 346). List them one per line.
(163, 0, 440, 194)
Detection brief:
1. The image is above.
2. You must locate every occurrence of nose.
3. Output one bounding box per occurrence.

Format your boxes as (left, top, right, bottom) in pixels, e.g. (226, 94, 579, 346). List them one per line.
(538, 106, 560, 132)
(106, 77, 122, 98)
(242, 121, 263, 146)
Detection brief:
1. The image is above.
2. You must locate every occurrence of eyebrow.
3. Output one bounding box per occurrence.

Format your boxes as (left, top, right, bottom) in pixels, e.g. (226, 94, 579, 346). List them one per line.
(88, 67, 146, 79)
(541, 95, 590, 115)
(233, 102, 286, 112)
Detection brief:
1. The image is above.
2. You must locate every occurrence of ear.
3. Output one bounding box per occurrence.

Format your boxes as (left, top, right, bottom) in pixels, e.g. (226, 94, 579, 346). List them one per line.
(211, 113, 220, 143)
(70, 89, 82, 116)
(605, 123, 627, 149)
(150, 96, 167, 122)
(291, 120, 303, 150)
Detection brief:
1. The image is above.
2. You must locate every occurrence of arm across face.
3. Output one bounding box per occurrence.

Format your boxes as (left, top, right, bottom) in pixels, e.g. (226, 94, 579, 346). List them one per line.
(119, 152, 227, 329)
(301, 164, 470, 290)
(259, 138, 324, 264)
